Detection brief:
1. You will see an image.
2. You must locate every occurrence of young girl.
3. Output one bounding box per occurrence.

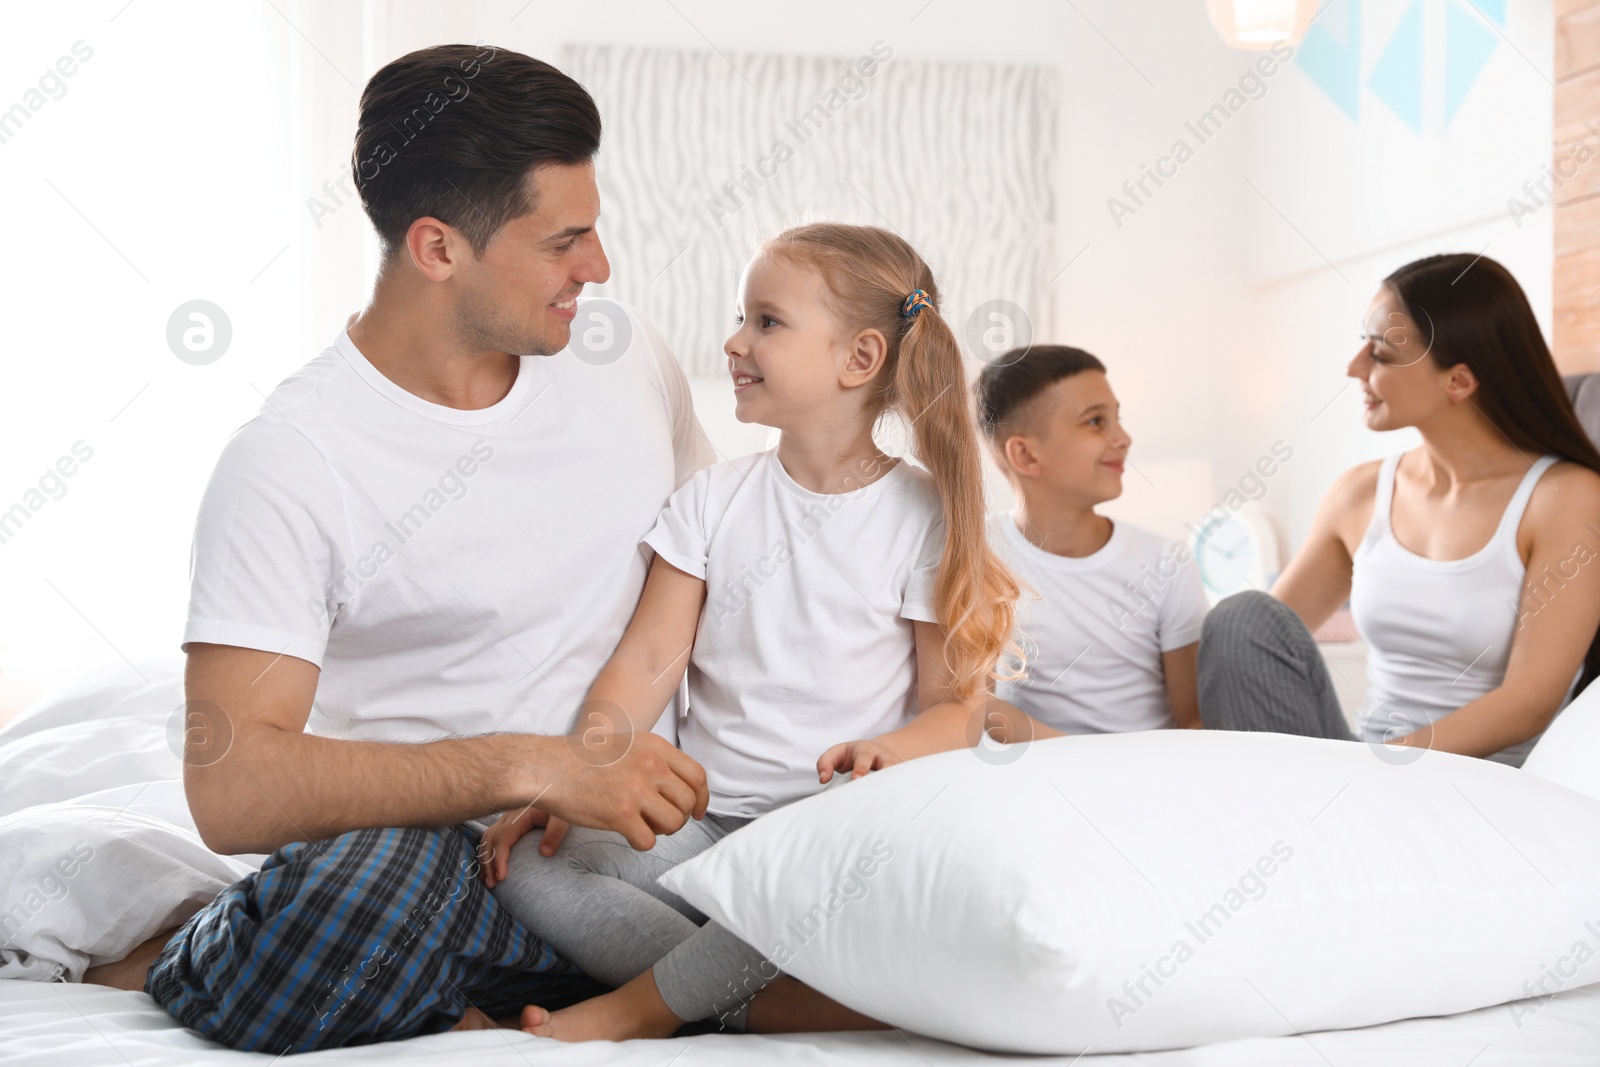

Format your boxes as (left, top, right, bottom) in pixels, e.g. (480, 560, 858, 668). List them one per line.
(477, 222, 1020, 1041)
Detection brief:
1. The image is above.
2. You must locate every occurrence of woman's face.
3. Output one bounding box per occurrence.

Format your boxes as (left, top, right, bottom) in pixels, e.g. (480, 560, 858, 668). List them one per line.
(1347, 287, 1458, 432)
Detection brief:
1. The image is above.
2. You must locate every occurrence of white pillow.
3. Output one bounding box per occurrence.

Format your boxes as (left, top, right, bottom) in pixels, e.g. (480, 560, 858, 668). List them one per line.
(0, 658, 182, 746)
(0, 780, 258, 983)
(661, 731, 1600, 1054)
(0, 714, 181, 819)
(1524, 679, 1600, 803)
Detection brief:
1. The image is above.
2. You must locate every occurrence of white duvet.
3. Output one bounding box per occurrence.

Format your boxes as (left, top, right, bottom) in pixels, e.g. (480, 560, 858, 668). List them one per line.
(4, 659, 1600, 1065)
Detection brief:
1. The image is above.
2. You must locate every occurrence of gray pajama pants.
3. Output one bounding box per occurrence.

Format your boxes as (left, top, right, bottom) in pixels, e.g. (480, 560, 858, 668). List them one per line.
(1196, 590, 1356, 740)
(490, 812, 775, 1029)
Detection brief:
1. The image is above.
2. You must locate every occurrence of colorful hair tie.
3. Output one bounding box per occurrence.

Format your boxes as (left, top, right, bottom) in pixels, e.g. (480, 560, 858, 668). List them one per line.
(901, 289, 934, 319)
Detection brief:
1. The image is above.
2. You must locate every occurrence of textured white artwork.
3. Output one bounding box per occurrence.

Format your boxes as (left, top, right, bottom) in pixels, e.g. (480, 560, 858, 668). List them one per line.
(561, 41, 1058, 378)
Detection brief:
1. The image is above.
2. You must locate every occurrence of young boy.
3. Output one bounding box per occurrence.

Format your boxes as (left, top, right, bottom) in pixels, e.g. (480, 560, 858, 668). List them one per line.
(977, 345, 1207, 736)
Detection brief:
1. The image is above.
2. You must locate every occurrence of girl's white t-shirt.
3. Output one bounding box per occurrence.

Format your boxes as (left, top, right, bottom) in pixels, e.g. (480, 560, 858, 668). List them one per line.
(643, 449, 944, 817)
(991, 512, 1208, 734)
(183, 300, 715, 744)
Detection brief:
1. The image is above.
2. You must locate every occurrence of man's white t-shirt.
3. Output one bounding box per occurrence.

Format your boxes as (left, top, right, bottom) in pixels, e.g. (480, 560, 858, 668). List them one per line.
(184, 300, 715, 743)
(642, 450, 944, 817)
(991, 512, 1208, 734)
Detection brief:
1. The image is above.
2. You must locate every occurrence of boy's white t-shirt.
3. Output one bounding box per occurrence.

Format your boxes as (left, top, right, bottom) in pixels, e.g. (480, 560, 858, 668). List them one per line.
(643, 450, 944, 817)
(990, 512, 1208, 734)
(184, 300, 715, 743)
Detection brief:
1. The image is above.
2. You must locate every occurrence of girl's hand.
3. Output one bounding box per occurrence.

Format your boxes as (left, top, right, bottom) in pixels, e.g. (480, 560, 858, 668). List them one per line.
(478, 808, 570, 888)
(817, 738, 903, 784)
(537, 816, 571, 858)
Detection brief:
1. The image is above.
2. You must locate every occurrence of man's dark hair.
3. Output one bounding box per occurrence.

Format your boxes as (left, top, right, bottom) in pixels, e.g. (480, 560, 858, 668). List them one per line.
(352, 44, 601, 260)
(976, 345, 1107, 439)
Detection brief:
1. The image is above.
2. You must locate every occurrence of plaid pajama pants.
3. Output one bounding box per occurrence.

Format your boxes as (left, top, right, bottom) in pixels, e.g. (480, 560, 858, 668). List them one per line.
(145, 824, 606, 1053)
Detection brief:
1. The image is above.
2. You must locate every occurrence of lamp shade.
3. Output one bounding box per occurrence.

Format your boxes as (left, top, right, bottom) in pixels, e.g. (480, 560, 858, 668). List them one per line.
(1206, 0, 1318, 49)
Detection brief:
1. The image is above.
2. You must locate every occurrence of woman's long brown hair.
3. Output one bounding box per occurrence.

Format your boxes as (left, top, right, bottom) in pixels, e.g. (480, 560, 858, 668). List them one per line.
(1387, 253, 1600, 691)
(765, 222, 1021, 700)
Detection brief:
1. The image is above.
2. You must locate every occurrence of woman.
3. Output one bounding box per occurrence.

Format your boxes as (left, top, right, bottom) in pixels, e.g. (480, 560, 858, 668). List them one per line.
(1199, 254, 1600, 765)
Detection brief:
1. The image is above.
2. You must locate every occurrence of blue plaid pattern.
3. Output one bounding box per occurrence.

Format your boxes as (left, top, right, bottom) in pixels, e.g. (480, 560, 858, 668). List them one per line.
(146, 824, 606, 1053)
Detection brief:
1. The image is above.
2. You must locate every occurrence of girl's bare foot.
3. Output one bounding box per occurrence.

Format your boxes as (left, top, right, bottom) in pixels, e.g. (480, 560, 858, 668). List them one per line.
(82, 928, 178, 991)
(450, 1005, 515, 1031)
(521, 970, 683, 1042)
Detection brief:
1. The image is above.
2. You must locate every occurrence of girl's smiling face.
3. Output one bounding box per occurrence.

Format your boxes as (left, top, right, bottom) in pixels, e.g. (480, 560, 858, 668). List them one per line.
(724, 252, 872, 429)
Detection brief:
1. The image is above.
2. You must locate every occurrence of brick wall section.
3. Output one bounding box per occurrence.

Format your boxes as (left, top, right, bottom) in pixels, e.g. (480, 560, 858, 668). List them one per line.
(1556, 0, 1600, 373)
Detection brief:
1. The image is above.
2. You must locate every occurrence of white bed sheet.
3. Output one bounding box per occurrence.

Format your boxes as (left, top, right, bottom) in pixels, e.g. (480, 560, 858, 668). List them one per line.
(5, 977, 1600, 1066)
(6, 661, 1600, 1064)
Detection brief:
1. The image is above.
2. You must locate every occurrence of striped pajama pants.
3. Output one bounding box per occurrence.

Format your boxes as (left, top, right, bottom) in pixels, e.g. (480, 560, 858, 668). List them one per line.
(145, 824, 605, 1053)
(1196, 590, 1356, 739)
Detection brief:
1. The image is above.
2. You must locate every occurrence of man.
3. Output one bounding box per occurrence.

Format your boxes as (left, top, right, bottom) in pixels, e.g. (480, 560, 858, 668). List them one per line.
(92, 44, 716, 1051)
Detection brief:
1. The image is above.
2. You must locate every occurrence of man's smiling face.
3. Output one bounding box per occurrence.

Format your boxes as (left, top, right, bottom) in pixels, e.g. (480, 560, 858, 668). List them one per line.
(453, 159, 611, 356)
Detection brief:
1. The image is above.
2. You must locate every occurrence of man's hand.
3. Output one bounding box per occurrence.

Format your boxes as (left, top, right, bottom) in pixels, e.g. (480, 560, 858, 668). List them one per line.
(533, 731, 709, 851)
(817, 737, 904, 784)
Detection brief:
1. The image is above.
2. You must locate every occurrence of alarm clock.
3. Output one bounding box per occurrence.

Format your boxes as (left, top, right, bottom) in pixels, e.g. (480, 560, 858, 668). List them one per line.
(1193, 505, 1283, 603)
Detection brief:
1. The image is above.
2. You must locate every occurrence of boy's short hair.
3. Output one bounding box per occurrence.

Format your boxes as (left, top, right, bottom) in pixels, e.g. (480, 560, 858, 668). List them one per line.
(976, 345, 1107, 440)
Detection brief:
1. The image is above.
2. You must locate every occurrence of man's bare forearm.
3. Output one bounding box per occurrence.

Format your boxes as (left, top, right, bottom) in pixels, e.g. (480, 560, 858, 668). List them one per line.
(187, 725, 562, 855)
(182, 642, 566, 854)
(182, 642, 709, 857)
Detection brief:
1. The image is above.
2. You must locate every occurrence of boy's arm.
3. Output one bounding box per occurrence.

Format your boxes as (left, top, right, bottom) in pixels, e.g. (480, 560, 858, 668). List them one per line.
(1162, 643, 1201, 728)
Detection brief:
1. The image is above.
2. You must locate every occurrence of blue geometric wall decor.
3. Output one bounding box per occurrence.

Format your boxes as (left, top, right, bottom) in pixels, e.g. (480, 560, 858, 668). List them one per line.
(1368, 0, 1425, 132)
(1444, 0, 1501, 123)
(1292, 0, 1502, 132)
(1473, 0, 1506, 26)
(1297, 0, 1362, 119)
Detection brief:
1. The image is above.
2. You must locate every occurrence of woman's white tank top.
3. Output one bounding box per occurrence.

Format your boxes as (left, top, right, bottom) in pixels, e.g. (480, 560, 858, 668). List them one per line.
(1349, 451, 1565, 767)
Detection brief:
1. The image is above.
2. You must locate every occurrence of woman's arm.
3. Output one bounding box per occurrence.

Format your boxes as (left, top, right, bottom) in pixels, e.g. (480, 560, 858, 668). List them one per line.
(1270, 461, 1377, 632)
(1393, 464, 1600, 757)
(1163, 643, 1201, 728)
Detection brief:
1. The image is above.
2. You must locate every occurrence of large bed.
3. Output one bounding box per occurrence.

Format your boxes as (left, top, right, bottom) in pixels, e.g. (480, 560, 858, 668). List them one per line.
(8, 974, 1600, 1065)
(4, 659, 1600, 1065)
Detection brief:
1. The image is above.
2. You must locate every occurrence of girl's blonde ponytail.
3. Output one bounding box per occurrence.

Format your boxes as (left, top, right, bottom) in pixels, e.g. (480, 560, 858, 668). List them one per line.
(766, 223, 1020, 699)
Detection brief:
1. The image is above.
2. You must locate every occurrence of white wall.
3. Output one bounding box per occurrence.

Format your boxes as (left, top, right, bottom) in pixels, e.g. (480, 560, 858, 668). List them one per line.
(0, 0, 1552, 717)
(349, 0, 1557, 552)
(366, 0, 1256, 539)
(1231, 0, 1555, 547)
(0, 2, 302, 718)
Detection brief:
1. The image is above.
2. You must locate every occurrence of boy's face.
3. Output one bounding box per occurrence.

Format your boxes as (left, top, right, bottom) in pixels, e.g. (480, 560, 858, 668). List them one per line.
(1001, 370, 1131, 507)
